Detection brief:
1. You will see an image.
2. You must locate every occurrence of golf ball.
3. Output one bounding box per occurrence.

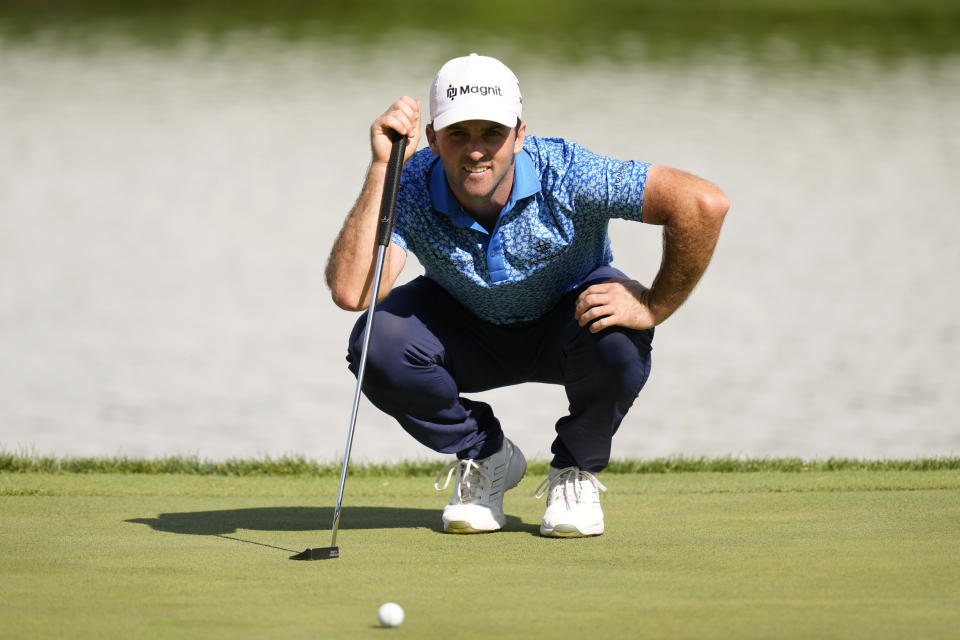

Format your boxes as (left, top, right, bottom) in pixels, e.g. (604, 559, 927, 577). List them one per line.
(378, 602, 404, 627)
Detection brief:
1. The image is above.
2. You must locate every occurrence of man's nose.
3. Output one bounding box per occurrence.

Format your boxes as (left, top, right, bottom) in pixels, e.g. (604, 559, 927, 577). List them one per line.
(465, 139, 487, 160)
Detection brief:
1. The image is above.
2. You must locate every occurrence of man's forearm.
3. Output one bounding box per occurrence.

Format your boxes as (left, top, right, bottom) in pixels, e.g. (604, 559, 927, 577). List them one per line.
(325, 162, 389, 310)
(647, 195, 727, 324)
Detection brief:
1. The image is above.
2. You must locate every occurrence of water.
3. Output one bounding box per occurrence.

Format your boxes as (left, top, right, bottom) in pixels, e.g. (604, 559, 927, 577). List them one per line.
(2, 23, 958, 463)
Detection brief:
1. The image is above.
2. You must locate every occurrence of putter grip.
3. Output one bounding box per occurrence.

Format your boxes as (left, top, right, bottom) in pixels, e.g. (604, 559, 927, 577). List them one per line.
(376, 132, 408, 247)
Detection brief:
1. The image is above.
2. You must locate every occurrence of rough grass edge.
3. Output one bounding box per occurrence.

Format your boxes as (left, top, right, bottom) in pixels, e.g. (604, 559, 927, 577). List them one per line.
(2, 450, 959, 477)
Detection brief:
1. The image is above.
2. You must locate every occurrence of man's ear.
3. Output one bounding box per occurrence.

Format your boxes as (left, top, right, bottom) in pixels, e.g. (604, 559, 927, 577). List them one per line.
(425, 123, 439, 156)
(513, 121, 527, 155)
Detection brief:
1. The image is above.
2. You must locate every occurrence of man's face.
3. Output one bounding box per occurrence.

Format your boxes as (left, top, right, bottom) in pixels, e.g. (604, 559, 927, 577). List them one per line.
(426, 119, 526, 216)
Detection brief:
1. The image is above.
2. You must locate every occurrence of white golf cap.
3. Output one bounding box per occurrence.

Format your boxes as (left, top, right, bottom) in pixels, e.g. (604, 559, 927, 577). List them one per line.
(429, 53, 522, 131)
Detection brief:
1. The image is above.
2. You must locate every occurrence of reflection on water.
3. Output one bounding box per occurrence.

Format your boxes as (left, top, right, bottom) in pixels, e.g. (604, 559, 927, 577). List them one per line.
(2, 0, 959, 62)
(1, 12, 958, 462)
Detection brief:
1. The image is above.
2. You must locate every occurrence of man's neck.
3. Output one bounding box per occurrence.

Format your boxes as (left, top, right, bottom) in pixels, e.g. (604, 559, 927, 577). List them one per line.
(454, 170, 515, 234)
(468, 207, 501, 234)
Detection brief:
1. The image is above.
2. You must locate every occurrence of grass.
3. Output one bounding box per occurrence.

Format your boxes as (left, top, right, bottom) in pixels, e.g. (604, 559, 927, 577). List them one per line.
(3, 452, 960, 476)
(2, 466, 959, 638)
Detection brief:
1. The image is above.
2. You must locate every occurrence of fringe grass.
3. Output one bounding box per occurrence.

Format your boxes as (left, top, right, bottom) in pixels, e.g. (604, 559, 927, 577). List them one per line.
(2, 451, 958, 477)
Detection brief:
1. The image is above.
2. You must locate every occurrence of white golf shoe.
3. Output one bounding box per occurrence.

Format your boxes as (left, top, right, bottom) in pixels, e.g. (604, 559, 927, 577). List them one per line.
(434, 437, 526, 533)
(535, 466, 607, 537)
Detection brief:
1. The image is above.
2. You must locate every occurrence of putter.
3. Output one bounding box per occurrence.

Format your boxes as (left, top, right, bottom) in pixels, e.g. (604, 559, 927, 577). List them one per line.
(292, 130, 408, 561)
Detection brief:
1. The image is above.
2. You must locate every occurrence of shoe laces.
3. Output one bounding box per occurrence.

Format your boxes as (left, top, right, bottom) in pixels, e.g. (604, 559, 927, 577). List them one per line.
(534, 467, 607, 504)
(434, 458, 491, 503)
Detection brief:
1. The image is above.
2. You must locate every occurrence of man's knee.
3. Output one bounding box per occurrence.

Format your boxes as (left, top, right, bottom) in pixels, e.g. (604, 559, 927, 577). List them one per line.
(349, 311, 417, 386)
(589, 327, 654, 393)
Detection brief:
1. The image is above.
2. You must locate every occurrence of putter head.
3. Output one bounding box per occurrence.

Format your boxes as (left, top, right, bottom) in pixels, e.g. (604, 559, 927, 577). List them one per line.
(290, 546, 339, 561)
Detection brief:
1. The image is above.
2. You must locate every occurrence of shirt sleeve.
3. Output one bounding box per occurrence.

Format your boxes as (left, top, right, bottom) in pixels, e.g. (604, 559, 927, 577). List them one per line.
(567, 141, 651, 223)
(390, 221, 408, 252)
(389, 161, 420, 253)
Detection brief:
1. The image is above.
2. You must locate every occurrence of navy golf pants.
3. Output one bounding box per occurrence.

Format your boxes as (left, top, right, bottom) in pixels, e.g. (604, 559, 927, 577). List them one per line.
(346, 265, 653, 472)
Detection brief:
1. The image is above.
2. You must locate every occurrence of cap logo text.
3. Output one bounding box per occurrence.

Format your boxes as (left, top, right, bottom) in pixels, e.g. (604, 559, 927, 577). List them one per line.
(445, 84, 503, 101)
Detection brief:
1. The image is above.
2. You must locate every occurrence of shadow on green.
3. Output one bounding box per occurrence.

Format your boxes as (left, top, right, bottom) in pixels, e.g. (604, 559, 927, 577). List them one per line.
(126, 506, 532, 537)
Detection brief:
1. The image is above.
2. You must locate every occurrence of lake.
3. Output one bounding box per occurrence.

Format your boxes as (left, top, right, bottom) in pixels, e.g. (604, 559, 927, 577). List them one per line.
(1, 5, 958, 463)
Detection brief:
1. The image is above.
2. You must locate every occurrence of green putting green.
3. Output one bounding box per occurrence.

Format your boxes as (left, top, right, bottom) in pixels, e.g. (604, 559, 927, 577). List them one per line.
(2, 469, 959, 638)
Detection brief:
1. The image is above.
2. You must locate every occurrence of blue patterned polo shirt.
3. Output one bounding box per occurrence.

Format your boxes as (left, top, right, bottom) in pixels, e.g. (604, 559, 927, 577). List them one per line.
(391, 135, 650, 325)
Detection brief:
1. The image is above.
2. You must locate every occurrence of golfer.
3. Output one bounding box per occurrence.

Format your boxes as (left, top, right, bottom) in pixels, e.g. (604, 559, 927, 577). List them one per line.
(326, 54, 729, 537)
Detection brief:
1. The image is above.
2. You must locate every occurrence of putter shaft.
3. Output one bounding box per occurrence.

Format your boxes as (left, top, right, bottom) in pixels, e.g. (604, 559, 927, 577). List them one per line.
(291, 132, 407, 561)
(328, 242, 389, 548)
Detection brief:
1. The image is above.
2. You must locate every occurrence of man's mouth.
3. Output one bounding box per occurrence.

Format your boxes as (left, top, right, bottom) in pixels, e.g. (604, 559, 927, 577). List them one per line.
(464, 166, 490, 174)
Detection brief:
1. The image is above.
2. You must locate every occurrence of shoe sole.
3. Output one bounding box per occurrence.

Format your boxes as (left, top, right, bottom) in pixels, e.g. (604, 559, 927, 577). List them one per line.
(444, 520, 500, 534)
(539, 523, 604, 538)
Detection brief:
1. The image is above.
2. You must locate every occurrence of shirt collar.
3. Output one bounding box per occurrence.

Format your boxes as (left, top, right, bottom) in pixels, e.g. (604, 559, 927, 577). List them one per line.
(430, 150, 541, 230)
